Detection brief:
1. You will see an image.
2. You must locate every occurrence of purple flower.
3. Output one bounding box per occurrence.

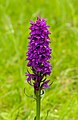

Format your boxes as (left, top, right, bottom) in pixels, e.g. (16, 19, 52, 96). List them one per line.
(26, 16, 52, 91)
(42, 80, 50, 88)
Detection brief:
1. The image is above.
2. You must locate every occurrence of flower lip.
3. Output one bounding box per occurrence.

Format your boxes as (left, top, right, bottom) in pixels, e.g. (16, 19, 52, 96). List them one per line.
(42, 80, 50, 88)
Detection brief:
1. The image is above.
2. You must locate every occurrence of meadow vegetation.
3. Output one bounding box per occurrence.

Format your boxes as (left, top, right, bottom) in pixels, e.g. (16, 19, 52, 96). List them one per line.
(0, 0, 78, 119)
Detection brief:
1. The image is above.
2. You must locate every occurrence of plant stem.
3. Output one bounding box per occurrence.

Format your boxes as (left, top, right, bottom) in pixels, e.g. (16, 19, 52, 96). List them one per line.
(35, 90, 41, 120)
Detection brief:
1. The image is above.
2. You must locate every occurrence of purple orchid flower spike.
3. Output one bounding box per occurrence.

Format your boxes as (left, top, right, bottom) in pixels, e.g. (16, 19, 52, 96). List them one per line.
(26, 16, 52, 120)
(26, 16, 52, 91)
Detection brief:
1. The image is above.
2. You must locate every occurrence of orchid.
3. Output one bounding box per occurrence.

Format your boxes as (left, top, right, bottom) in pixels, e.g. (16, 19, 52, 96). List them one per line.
(26, 16, 52, 120)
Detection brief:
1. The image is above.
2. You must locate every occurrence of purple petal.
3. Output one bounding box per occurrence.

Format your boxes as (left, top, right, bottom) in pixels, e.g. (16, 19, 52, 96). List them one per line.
(43, 84, 50, 88)
(27, 77, 31, 81)
(43, 80, 50, 88)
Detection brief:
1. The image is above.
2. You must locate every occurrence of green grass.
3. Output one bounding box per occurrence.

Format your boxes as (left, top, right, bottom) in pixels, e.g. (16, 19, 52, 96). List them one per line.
(0, 0, 78, 120)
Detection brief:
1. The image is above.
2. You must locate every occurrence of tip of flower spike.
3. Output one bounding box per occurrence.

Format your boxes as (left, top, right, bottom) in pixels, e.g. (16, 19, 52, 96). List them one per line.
(37, 16, 47, 21)
(37, 16, 41, 20)
(30, 21, 35, 25)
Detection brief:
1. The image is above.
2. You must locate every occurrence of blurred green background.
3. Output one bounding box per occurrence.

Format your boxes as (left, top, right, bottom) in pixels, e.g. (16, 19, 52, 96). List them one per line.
(0, 0, 78, 120)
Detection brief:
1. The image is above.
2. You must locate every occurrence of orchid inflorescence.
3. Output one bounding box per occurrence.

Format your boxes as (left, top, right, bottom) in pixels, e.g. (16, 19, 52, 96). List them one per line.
(26, 16, 52, 94)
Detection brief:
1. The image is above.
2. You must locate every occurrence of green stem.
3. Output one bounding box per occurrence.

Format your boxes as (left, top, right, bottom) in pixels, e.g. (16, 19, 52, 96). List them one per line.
(35, 90, 41, 120)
